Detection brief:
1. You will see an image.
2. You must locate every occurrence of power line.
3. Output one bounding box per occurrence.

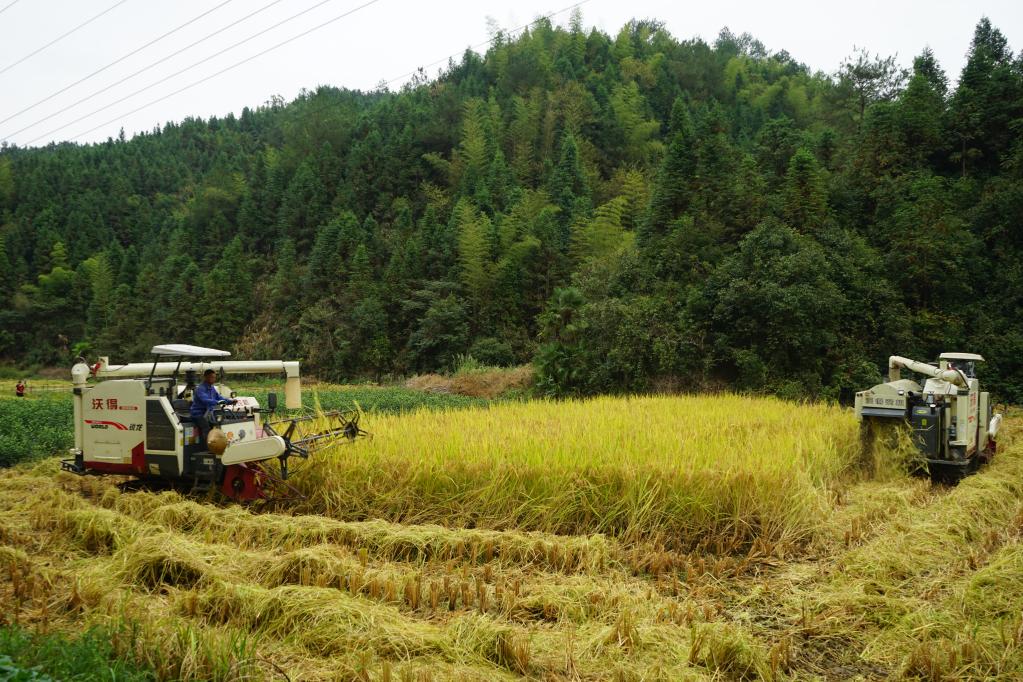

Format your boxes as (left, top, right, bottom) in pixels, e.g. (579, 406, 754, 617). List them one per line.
(61, 0, 383, 144)
(21, 0, 347, 145)
(3, 0, 288, 138)
(0, 0, 132, 77)
(0, 0, 21, 18)
(0, 0, 239, 128)
(377, 0, 593, 90)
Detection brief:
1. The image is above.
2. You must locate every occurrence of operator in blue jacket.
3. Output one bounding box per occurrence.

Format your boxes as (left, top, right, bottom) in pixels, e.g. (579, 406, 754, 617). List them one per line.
(190, 369, 235, 446)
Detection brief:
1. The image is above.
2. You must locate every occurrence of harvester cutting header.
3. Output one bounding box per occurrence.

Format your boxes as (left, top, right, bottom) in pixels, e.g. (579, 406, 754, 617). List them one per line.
(63, 344, 367, 500)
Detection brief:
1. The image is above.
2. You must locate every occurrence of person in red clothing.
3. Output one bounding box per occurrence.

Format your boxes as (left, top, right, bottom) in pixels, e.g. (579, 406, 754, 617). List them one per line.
(15, 380, 26, 397)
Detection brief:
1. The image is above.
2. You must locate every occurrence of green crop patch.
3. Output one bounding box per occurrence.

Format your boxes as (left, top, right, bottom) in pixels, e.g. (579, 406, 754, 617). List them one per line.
(0, 396, 74, 467)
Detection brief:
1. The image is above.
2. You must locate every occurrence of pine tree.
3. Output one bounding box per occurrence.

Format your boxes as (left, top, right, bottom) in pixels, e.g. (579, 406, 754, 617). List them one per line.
(48, 242, 70, 271)
(487, 148, 515, 213)
(269, 239, 298, 310)
(0, 157, 14, 211)
(912, 47, 948, 97)
(348, 242, 374, 300)
(304, 222, 342, 296)
(644, 98, 695, 245)
(782, 149, 829, 232)
(508, 96, 540, 184)
(238, 151, 272, 252)
(164, 259, 201, 336)
(692, 103, 739, 226)
(729, 154, 767, 237)
(948, 18, 1021, 176)
(419, 205, 456, 280)
(198, 237, 253, 348)
(549, 133, 590, 228)
(407, 294, 470, 371)
(897, 66, 946, 167)
(117, 245, 139, 287)
(278, 160, 328, 253)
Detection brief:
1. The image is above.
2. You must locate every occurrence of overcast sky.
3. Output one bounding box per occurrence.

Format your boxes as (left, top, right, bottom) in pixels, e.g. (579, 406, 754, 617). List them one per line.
(0, 0, 1019, 148)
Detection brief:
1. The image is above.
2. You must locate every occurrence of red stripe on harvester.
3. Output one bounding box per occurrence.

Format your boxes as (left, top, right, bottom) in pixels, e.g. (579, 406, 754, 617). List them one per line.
(84, 419, 128, 430)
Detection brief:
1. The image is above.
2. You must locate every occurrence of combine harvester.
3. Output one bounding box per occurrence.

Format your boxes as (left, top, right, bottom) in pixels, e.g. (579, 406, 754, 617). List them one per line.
(855, 352, 1003, 481)
(62, 344, 367, 500)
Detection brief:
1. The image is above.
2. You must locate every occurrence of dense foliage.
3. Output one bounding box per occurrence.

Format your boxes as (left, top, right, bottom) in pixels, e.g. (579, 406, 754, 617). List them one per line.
(1, 15, 1022, 400)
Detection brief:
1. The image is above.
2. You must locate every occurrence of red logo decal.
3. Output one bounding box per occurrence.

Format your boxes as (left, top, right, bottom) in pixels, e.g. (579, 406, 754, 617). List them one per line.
(85, 419, 128, 430)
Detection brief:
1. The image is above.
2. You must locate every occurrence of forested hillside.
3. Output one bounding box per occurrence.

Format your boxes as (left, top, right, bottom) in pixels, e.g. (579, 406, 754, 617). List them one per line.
(1, 15, 1022, 400)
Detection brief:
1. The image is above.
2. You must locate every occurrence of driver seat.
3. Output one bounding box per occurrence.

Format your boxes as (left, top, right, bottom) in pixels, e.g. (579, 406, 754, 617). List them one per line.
(172, 399, 192, 419)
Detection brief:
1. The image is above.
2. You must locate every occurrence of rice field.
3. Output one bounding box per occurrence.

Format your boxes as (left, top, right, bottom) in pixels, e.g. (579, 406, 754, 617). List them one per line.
(293, 395, 864, 553)
(1, 395, 1022, 680)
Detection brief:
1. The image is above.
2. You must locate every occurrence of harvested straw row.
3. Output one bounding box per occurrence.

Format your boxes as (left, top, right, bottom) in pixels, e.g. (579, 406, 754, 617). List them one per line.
(837, 447, 1023, 581)
(104, 491, 616, 573)
(49, 504, 680, 629)
(23, 535, 689, 678)
(4, 510, 543, 677)
(717, 439, 1023, 679)
(2, 472, 728, 679)
(193, 580, 537, 674)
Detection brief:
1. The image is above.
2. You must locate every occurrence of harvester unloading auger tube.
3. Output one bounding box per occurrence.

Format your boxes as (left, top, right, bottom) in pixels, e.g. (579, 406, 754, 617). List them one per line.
(62, 344, 368, 501)
(854, 352, 1002, 481)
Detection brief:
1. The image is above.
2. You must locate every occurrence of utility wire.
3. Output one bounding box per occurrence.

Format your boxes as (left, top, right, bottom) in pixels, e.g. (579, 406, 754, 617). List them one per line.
(377, 0, 593, 90)
(0, 0, 21, 18)
(0, 0, 239, 128)
(60, 0, 382, 144)
(0, 0, 131, 77)
(3, 0, 288, 138)
(21, 0, 348, 145)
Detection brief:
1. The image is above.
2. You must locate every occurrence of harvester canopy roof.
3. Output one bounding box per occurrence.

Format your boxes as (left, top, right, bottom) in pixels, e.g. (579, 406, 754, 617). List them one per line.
(150, 344, 231, 358)
(939, 352, 984, 362)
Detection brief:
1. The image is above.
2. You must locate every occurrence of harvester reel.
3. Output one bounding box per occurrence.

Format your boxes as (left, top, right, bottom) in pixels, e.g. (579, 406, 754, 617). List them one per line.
(267, 409, 370, 455)
(342, 411, 368, 441)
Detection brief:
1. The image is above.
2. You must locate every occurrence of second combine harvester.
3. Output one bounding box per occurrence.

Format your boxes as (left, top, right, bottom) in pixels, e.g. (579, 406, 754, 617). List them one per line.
(855, 352, 1002, 480)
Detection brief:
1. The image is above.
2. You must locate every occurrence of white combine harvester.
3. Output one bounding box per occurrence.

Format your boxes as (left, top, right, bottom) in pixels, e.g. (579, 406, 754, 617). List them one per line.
(63, 344, 365, 500)
(855, 352, 1002, 481)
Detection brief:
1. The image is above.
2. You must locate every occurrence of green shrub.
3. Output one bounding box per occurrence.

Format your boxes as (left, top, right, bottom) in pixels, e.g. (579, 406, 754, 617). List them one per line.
(0, 624, 153, 681)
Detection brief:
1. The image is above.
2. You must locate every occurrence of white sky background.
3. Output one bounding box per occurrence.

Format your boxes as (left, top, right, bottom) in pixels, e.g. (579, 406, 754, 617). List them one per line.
(0, 0, 1019, 148)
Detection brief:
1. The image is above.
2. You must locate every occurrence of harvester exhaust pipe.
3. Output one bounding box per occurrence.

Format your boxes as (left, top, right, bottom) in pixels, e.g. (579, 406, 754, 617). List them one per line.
(888, 356, 968, 389)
